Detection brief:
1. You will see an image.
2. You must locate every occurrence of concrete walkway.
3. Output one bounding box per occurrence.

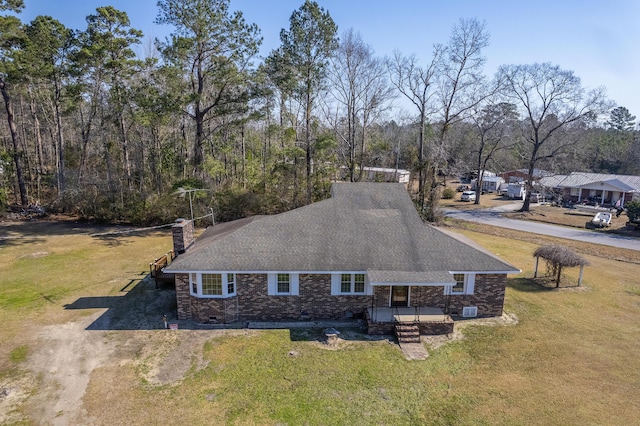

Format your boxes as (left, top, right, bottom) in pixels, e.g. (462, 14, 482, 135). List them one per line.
(399, 342, 429, 360)
(443, 203, 640, 252)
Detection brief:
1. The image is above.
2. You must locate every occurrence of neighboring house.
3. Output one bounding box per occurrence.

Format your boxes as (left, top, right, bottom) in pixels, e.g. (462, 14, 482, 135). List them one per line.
(164, 183, 520, 336)
(473, 176, 505, 193)
(459, 170, 496, 183)
(338, 166, 410, 185)
(539, 172, 640, 207)
(499, 169, 551, 183)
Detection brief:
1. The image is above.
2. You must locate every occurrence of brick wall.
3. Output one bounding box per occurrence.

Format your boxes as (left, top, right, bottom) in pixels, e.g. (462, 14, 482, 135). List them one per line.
(179, 273, 374, 323)
(447, 274, 506, 317)
(175, 273, 191, 320)
(171, 220, 194, 254)
(236, 273, 371, 321)
(175, 273, 507, 323)
(373, 286, 389, 307)
(410, 286, 446, 309)
(369, 279, 505, 317)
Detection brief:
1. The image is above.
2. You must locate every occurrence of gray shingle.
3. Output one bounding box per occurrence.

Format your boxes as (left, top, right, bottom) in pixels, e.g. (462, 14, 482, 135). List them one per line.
(165, 183, 519, 275)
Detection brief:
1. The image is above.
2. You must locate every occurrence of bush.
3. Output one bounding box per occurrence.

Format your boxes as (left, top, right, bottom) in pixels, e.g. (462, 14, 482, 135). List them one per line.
(441, 188, 455, 199)
(626, 200, 640, 223)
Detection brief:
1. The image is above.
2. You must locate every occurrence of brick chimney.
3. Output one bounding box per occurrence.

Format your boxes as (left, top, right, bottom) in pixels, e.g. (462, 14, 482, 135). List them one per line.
(172, 219, 194, 254)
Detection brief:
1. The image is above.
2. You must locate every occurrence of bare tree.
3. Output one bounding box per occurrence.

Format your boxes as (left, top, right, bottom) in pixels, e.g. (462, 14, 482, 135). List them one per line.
(388, 18, 490, 221)
(471, 101, 517, 204)
(432, 19, 492, 212)
(387, 49, 441, 210)
(497, 62, 611, 212)
(327, 28, 394, 182)
(434, 18, 491, 161)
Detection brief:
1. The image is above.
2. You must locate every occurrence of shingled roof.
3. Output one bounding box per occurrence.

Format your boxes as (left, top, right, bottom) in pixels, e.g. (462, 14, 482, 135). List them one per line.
(540, 172, 640, 192)
(165, 183, 519, 277)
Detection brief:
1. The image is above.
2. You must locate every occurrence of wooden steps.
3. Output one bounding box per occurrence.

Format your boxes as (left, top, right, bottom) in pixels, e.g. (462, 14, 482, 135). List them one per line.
(395, 323, 421, 344)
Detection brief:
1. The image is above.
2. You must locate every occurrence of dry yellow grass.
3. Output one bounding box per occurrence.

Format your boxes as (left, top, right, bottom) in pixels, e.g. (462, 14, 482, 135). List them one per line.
(1, 216, 640, 424)
(446, 228, 640, 424)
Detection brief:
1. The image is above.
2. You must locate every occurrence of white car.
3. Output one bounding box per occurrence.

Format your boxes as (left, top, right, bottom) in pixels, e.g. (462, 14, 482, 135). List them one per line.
(461, 191, 476, 202)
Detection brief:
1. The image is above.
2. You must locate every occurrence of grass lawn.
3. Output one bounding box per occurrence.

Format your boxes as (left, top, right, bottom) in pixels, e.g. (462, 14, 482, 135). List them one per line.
(1, 216, 640, 425)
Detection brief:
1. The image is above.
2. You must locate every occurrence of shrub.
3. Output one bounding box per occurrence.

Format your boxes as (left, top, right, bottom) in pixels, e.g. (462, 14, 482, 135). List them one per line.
(441, 188, 455, 199)
(626, 200, 640, 223)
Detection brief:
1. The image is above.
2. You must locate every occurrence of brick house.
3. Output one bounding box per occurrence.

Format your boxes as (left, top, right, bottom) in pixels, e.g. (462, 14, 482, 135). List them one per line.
(538, 172, 640, 207)
(164, 183, 520, 336)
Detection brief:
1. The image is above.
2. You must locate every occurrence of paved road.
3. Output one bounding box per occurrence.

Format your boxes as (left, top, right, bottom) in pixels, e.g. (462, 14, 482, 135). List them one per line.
(443, 204, 640, 252)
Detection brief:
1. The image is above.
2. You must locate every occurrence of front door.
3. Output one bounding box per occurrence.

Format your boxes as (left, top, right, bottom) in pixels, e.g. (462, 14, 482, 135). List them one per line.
(391, 286, 409, 307)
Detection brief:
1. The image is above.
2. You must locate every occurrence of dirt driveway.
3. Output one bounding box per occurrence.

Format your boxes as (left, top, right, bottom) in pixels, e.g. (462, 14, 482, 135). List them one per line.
(1, 270, 224, 425)
(0, 217, 237, 425)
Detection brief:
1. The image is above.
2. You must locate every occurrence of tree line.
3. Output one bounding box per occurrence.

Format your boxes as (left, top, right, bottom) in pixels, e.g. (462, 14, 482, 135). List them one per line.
(1, 0, 638, 224)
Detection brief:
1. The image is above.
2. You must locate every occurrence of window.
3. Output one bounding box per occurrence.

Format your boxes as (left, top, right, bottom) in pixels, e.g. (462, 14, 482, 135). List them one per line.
(452, 274, 465, 294)
(227, 273, 235, 295)
(277, 273, 290, 293)
(268, 273, 299, 296)
(334, 273, 367, 295)
(341, 274, 351, 293)
(190, 273, 197, 294)
(354, 274, 365, 293)
(189, 273, 236, 297)
(202, 273, 222, 295)
(448, 273, 475, 295)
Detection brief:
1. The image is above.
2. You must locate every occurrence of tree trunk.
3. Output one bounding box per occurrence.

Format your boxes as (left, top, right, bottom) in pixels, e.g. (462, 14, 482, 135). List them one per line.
(305, 81, 312, 204)
(118, 114, 132, 191)
(194, 106, 204, 168)
(556, 265, 562, 288)
(54, 80, 66, 194)
(241, 125, 246, 189)
(417, 111, 425, 209)
(27, 92, 44, 199)
(1, 78, 29, 206)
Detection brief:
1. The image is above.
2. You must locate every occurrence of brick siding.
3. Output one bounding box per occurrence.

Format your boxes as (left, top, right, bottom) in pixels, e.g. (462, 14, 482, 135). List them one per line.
(171, 220, 194, 254)
(174, 272, 507, 323)
(175, 273, 191, 320)
(447, 274, 506, 317)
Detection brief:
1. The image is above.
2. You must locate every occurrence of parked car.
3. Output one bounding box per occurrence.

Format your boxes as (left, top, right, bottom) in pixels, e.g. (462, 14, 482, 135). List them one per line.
(461, 190, 476, 202)
(456, 184, 470, 192)
(530, 192, 542, 203)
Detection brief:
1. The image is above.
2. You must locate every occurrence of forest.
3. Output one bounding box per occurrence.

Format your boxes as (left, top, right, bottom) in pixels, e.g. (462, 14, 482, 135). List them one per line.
(0, 0, 638, 224)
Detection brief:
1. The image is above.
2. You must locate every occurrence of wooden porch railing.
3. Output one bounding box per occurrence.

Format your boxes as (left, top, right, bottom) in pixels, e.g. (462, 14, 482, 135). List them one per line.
(150, 250, 176, 288)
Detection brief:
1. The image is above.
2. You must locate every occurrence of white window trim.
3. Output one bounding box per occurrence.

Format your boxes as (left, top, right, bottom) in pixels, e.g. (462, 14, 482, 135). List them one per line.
(330, 273, 372, 295)
(189, 272, 237, 298)
(445, 273, 475, 296)
(267, 273, 299, 296)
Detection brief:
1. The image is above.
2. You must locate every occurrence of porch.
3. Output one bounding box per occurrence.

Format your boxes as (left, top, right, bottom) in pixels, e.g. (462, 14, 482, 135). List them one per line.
(364, 306, 454, 336)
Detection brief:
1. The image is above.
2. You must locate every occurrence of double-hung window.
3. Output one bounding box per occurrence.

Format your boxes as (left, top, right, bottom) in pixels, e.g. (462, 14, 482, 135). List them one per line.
(277, 273, 290, 294)
(354, 274, 365, 293)
(227, 273, 235, 295)
(341, 274, 351, 293)
(190, 273, 197, 294)
(334, 273, 367, 295)
(452, 274, 465, 294)
(448, 273, 475, 295)
(267, 273, 299, 295)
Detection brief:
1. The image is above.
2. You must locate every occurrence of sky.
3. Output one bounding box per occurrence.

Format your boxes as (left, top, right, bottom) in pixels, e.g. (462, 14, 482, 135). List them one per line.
(15, 0, 640, 120)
